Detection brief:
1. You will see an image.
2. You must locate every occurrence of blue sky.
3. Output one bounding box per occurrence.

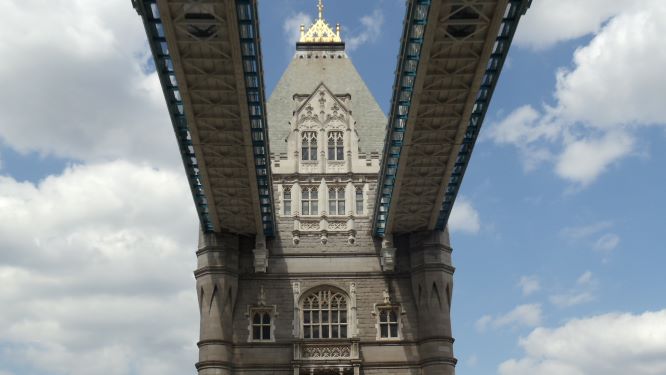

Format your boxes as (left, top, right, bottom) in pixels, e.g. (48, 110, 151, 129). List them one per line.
(0, 1, 665, 375)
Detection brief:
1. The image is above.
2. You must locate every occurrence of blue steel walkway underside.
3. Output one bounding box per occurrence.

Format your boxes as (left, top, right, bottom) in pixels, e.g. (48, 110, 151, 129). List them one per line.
(133, 0, 275, 236)
(374, 0, 531, 237)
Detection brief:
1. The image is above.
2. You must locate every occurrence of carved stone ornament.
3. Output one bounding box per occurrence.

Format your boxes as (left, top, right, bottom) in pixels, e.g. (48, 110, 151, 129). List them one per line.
(302, 343, 351, 359)
(382, 289, 391, 304)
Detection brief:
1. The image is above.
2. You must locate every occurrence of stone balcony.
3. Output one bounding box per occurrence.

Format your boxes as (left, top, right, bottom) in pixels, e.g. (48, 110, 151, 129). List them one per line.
(293, 339, 361, 375)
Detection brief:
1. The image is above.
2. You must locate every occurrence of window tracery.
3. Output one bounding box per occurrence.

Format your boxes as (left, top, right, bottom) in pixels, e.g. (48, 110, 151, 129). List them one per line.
(378, 308, 399, 339)
(302, 289, 348, 339)
(302, 131, 318, 161)
(328, 187, 345, 216)
(283, 186, 292, 215)
(355, 187, 363, 215)
(251, 310, 272, 341)
(301, 187, 319, 216)
(327, 131, 344, 160)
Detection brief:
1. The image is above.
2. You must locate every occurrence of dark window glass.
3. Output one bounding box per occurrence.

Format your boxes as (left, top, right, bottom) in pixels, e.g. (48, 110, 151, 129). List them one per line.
(327, 131, 344, 160)
(378, 308, 400, 339)
(390, 324, 398, 338)
(301, 132, 317, 160)
(251, 311, 272, 341)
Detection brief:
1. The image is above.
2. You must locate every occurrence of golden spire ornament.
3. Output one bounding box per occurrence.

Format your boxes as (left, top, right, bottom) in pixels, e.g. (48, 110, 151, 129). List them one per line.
(299, 0, 343, 44)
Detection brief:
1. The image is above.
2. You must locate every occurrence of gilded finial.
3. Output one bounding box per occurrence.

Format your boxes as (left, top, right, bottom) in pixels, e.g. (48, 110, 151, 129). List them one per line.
(298, 0, 343, 44)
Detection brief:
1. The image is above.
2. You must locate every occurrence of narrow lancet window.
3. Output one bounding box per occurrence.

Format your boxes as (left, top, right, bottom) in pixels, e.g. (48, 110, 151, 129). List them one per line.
(251, 311, 272, 341)
(283, 187, 292, 215)
(328, 187, 345, 215)
(302, 131, 318, 160)
(355, 187, 363, 215)
(327, 131, 344, 160)
(378, 308, 399, 339)
(301, 187, 319, 215)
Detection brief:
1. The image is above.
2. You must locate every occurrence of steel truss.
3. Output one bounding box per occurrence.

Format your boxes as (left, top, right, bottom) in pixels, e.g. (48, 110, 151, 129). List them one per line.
(373, 0, 530, 236)
(134, 0, 274, 236)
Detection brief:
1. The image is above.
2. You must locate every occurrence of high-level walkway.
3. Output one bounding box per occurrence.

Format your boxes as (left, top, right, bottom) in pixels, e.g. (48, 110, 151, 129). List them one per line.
(134, 0, 275, 237)
(134, 0, 530, 239)
(373, 0, 531, 237)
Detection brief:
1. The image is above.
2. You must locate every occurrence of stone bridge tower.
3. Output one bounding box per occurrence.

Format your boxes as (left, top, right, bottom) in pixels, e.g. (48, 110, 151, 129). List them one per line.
(195, 2, 456, 374)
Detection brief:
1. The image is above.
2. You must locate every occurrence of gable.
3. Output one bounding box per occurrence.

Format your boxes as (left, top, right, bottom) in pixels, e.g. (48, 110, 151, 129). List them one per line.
(294, 83, 351, 130)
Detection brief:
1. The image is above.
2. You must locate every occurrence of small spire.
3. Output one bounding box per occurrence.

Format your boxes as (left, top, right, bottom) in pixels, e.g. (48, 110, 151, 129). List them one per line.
(317, 0, 324, 20)
(298, 0, 343, 45)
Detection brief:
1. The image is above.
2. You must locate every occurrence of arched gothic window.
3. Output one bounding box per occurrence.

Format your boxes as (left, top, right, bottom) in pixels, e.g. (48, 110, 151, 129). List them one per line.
(328, 187, 345, 215)
(302, 131, 318, 161)
(302, 289, 348, 339)
(301, 187, 318, 216)
(327, 131, 344, 160)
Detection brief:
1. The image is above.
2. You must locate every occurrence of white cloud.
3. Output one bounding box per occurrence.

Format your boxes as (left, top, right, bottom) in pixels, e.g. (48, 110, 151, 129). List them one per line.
(449, 196, 481, 234)
(550, 291, 594, 308)
(283, 12, 312, 47)
(518, 275, 541, 296)
(515, 0, 633, 50)
(476, 304, 543, 332)
(346, 9, 384, 51)
(488, 106, 555, 146)
(561, 221, 613, 241)
(475, 315, 493, 332)
(549, 271, 596, 308)
(560, 221, 620, 257)
(0, 0, 179, 168)
(594, 233, 620, 253)
(498, 310, 666, 375)
(0, 161, 199, 375)
(489, 1, 666, 186)
(577, 271, 593, 285)
(555, 131, 635, 186)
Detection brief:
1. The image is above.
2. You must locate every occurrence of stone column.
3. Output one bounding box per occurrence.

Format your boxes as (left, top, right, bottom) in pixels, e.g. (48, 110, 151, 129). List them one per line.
(195, 230, 239, 375)
(345, 128, 352, 173)
(320, 128, 326, 174)
(409, 229, 456, 375)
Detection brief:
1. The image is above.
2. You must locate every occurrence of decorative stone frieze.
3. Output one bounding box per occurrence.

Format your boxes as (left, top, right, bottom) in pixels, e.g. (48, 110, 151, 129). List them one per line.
(293, 340, 359, 361)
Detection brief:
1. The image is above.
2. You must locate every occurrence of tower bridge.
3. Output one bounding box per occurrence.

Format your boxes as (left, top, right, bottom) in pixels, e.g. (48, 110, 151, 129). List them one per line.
(133, 1, 530, 374)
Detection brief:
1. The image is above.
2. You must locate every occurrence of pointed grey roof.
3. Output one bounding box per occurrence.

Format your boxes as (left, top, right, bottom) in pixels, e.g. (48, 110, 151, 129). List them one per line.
(267, 54, 387, 156)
